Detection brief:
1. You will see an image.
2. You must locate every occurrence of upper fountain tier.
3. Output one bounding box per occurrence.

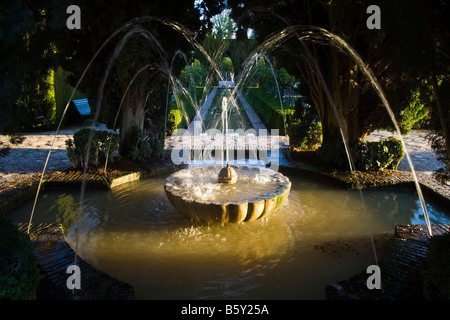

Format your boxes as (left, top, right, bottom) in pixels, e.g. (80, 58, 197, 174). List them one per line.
(164, 165, 291, 224)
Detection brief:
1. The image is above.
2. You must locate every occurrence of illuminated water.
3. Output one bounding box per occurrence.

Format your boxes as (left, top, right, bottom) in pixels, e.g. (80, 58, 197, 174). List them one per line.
(165, 166, 289, 203)
(10, 171, 450, 299)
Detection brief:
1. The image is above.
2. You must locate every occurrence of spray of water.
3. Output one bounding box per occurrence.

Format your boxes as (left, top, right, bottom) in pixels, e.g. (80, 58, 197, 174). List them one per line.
(235, 23, 435, 295)
(231, 52, 289, 137)
(27, 21, 144, 234)
(163, 50, 189, 148)
(27, 16, 235, 234)
(103, 63, 160, 171)
(26, 14, 433, 300)
(289, 25, 432, 237)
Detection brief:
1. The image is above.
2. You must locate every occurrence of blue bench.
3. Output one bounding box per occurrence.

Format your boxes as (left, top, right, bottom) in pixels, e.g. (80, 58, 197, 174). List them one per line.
(72, 98, 91, 116)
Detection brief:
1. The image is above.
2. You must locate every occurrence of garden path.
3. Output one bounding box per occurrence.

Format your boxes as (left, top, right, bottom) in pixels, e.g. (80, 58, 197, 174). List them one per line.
(366, 129, 449, 200)
(0, 128, 448, 197)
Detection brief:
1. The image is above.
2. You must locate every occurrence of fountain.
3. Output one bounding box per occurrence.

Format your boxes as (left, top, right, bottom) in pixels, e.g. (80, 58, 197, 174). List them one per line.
(17, 15, 449, 300)
(164, 94, 291, 224)
(164, 165, 291, 223)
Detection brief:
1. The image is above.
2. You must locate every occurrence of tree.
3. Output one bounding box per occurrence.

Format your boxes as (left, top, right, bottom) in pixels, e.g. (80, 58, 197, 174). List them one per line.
(192, 8, 255, 85)
(425, 1, 450, 181)
(229, 0, 447, 164)
(0, 0, 33, 131)
(374, 0, 450, 180)
(227, 36, 258, 76)
(55, 0, 223, 156)
(0, 0, 58, 133)
(210, 9, 237, 40)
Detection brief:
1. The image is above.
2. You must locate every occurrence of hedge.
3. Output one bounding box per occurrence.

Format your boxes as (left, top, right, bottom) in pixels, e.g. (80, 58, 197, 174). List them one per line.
(65, 128, 120, 170)
(169, 86, 207, 131)
(242, 88, 294, 134)
(317, 137, 404, 171)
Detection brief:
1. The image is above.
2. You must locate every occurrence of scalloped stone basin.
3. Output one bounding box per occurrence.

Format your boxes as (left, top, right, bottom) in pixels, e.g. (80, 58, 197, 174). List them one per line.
(164, 165, 291, 223)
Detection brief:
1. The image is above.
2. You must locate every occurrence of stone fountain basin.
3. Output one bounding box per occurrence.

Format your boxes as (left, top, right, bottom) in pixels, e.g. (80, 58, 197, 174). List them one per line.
(164, 165, 291, 224)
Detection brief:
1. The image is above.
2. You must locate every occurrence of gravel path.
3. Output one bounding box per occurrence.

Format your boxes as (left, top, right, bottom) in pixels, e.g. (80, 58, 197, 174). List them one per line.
(366, 129, 449, 200)
(366, 129, 444, 172)
(0, 129, 78, 192)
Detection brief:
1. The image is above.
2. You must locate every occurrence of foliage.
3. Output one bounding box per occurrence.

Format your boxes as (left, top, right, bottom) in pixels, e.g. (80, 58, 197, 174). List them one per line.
(0, 0, 34, 131)
(397, 86, 431, 135)
(179, 59, 209, 88)
(6, 68, 57, 132)
(244, 56, 296, 97)
(288, 99, 322, 150)
(170, 87, 206, 129)
(122, 127, 151, 162)
(0, 215, 39, 300)
(221, 57, 234, 73)
(317, 137, 404, 171)
(384, 76, 433, 135)
(352, 137, 404, 171)
(229, 0, 450, 153)
(65, 128, 119, 170)
(195, 35, 258, 78)
(424, 232, 450, 299)
(227, 38, 258, 75)
(121, 125, 165, 162)
(166, 109, 183, 136)
(54, 0, 223, 158)
(1, 1, 58, 133)
(53, 67, 86, 126)
(210, 8, 237, 39)
(316, 139, 349, 170)
(243, 88, 294, 134)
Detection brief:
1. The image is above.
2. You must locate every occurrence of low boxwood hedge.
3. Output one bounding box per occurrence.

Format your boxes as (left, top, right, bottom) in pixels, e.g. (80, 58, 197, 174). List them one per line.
(243, 88, 294, 134)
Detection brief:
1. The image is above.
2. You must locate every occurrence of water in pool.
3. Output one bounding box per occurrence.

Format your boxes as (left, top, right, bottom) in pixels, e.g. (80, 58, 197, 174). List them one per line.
(9, 171, 450, 299)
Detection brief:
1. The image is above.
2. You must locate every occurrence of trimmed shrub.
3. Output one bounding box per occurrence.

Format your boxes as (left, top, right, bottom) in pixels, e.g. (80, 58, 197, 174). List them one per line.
(65, 128, 119, 170)
(317, 137, 404, 171)
(288, 99, 322, 150)
(166, 109, 182, 136)
(0, 215, 39, 300)
(170, 86, 206, 129)
(243, 88, 294, 134)
(121, 126, 165, 162)
(353, 137, 404, 171)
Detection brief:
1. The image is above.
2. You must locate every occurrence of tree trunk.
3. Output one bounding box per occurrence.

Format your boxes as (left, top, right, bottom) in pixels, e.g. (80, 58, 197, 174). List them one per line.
(119, 85, 146, 155)
(322, 6, 362, 148)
